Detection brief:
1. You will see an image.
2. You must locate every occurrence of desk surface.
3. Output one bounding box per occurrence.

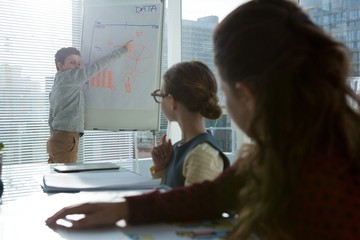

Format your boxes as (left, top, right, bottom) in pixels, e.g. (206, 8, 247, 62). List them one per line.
(0, 191, 135, 240)
(1, 163, 232, 239)
(0, 191, 233, 240)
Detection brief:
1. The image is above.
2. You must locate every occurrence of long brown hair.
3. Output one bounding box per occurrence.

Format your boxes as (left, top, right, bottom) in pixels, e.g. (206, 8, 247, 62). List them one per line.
(213, 0, 360, 238)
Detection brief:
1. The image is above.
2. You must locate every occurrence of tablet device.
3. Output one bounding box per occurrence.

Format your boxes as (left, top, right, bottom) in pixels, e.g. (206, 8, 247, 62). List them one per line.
(53, 162, 120, 173)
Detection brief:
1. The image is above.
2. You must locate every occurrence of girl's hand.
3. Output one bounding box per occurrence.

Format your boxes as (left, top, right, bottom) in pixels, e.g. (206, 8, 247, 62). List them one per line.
(151, 134, 172, 172)
(45, 201, 128, 230)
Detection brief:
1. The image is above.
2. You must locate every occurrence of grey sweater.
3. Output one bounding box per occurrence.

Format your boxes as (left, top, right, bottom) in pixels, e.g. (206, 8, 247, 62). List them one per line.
(48, 47, 126, 133)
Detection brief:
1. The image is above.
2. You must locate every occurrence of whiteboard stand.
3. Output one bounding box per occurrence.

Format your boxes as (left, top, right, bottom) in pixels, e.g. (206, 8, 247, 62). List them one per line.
(168, 121, 182, 143)
(133, 131, 139, 174)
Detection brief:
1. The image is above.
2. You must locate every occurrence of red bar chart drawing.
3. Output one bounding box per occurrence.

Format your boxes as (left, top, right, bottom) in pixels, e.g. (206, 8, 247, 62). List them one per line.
(88, 68, 114, 90)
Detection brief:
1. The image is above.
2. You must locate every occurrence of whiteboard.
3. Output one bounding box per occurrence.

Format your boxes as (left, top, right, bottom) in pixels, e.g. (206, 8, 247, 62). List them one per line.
(81, 0, 164, 131)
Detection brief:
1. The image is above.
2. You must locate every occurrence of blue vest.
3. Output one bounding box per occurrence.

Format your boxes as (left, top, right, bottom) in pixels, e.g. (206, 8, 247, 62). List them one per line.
(165, 132, 230, 188)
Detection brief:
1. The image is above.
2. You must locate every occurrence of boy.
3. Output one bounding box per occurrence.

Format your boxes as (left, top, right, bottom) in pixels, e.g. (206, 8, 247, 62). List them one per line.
(47, 40, 133, 163)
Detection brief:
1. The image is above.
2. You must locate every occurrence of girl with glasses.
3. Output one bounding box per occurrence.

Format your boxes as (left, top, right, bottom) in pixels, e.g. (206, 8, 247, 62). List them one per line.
(150, 61, 230, 187)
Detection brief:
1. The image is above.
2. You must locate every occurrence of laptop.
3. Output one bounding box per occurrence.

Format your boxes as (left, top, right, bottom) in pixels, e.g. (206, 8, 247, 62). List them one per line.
(52, 162, 120, 173)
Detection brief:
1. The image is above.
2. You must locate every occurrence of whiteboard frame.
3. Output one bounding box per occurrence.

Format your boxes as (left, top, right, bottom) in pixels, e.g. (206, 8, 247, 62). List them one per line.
(81, 0, 164, 131)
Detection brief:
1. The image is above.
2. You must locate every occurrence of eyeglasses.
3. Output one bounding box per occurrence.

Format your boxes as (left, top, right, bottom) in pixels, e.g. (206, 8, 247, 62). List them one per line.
(151, 89, 168, 103)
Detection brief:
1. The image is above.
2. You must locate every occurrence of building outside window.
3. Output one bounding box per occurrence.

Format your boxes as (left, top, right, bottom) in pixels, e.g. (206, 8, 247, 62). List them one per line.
(300, 0, 360, 92)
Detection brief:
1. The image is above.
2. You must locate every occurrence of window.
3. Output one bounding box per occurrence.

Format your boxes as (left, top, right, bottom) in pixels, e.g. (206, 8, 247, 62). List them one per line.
(181, 0, 249, 158)
(299, 0, 360, 108)
(300, 0, 360, 79)
(5, 0, 358, 204)
(139, 0, 248, 161)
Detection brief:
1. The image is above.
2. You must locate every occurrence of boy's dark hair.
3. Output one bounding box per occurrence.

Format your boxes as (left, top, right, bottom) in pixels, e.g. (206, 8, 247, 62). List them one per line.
(54, 47, 81, 70)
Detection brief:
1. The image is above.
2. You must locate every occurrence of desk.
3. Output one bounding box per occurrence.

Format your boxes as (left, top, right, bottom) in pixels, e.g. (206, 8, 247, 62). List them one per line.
(0, 191, 234, 240)
(1, 163, 232, 239)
